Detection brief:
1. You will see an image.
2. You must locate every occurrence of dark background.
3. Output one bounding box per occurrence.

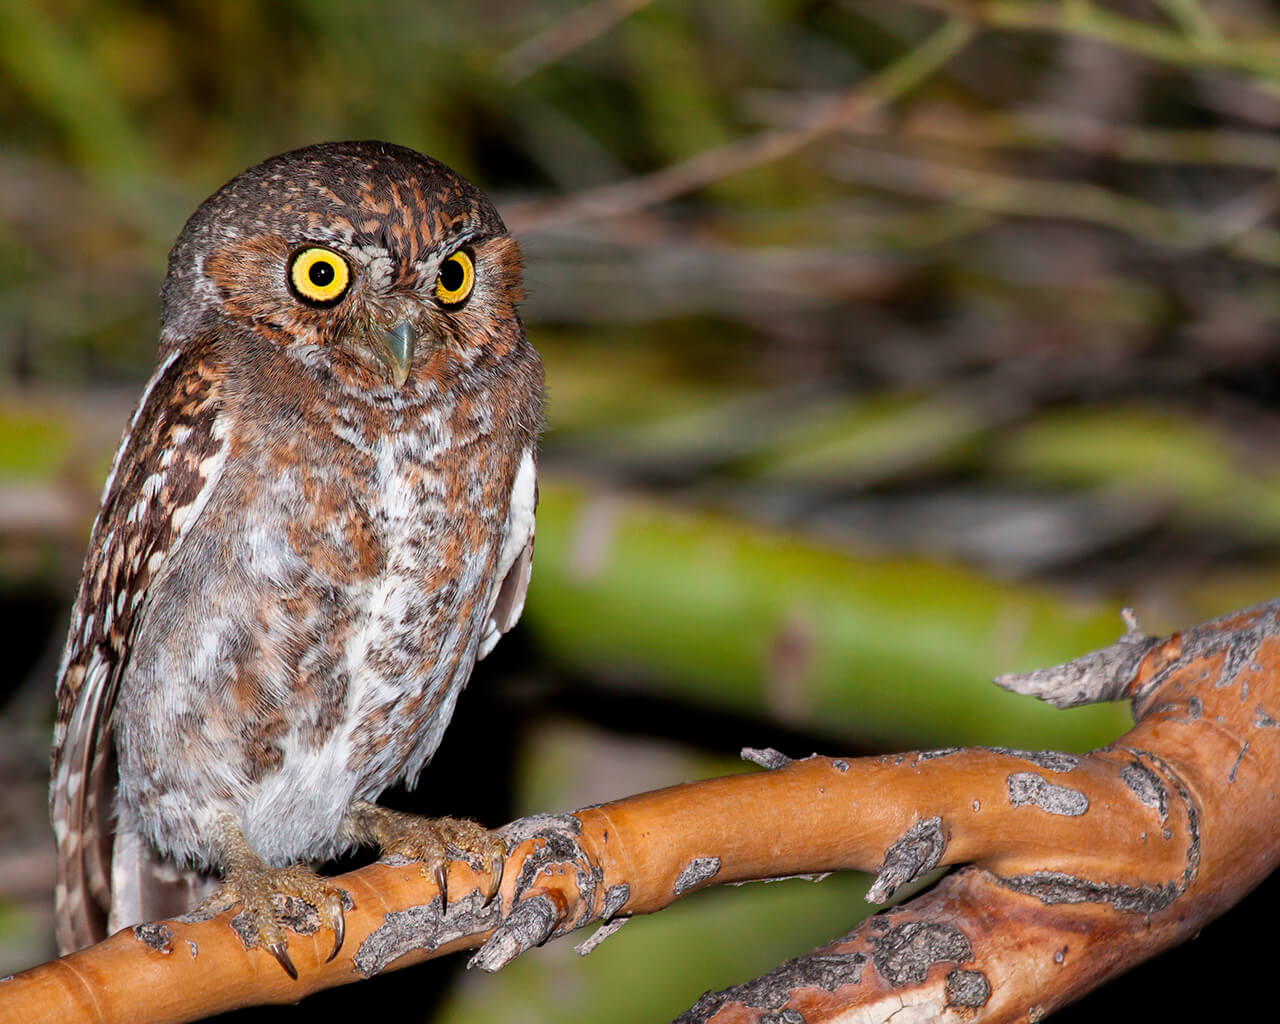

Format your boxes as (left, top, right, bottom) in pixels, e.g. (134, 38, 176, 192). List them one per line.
(3, 1, 1280, 1019)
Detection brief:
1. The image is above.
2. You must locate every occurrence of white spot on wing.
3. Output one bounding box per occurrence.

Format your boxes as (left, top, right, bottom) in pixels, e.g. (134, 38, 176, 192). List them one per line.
(498, 449, 536, 583)
(478, 448, 536, 660)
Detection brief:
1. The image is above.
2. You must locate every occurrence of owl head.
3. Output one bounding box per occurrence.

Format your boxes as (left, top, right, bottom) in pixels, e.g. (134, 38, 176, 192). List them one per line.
(160, 141, 526, 391)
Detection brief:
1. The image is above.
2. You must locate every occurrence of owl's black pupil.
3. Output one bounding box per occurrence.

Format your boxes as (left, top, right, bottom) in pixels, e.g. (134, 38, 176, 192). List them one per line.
(440, 258, 465, 293)
(308, 261, 335, 287)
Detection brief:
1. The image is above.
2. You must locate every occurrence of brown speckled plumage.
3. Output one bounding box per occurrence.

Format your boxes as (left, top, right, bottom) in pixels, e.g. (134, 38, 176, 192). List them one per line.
(51, 142, 543, 958)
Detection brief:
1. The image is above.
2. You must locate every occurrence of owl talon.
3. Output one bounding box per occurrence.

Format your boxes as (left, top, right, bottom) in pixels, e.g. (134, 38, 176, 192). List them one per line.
(327, 911, 344, 962)
(482, 857, 502, 904)
(269, 942, 299, 980)
(313, 888, 348, 961)
(434, 860, 450, 911)
(485, 836, 506, 902)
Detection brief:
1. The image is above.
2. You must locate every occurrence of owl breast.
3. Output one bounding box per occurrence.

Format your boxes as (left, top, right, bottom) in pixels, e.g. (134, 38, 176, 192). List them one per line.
(113, 350, 528, 868)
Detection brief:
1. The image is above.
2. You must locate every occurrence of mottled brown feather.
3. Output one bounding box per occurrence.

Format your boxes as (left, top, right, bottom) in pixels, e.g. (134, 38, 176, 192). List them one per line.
(51, 342, 226, 951)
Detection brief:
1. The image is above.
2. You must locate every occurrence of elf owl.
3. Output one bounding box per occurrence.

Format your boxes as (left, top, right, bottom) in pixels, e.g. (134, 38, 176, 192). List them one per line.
(50, 141, 544, 975)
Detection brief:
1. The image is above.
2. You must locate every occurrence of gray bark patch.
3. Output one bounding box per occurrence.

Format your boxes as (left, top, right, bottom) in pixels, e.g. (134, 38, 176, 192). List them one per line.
(914, 747, 964, 762)
(501, 812, 581, 846)
(946, 969, 991, 1008)
(741, 747, 792, 769)
(354, 889, 499, 978)
(1229, 742, 1249, 783)
(759, 1012, 805, 1024)
(984, 748, 1079, 773)
(470, 894, 558, 973)
(1007, 772, 1090, 816)
(674, 857, 722, 895)
(1121, 761, 1168, 823)
(1215, 636, 1259, 687)
(133, 922, 174, 954)
(1254, 705, 1280, 728)
(1001, 870, 1179, 914)
(868, 817, 946, 903)
(675, 952, 867, 1022)
(602, 883, 630, 921)
(870, 921, 972, 988)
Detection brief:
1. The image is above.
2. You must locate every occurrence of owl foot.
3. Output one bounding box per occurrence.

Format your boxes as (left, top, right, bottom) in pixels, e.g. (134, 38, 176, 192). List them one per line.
(346, 801, 505, 911)
(202, 830, 349, 979)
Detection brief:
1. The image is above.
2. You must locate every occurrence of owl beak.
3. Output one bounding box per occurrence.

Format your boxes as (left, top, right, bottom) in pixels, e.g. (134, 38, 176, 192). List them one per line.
(375, 320, 416, 387)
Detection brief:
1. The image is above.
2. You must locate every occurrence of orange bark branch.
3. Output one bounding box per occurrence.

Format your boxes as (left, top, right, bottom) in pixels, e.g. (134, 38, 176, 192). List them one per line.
(8, 600, 1279, 1022)
(681, 603, 1280, 1021)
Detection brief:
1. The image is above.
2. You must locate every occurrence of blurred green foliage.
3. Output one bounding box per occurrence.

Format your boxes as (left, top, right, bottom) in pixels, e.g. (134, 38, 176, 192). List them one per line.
(5, 0, 1280, 1019)
(530, 480, 1129, 749)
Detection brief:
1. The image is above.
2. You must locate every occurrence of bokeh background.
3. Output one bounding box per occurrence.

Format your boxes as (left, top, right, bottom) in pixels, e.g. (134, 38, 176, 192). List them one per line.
(3, 1, 1280, 1020)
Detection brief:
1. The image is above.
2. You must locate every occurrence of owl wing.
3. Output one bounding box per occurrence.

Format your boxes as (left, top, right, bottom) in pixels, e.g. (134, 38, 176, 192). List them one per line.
(477, 447, 537, 660)
(51, 339, 229, 952)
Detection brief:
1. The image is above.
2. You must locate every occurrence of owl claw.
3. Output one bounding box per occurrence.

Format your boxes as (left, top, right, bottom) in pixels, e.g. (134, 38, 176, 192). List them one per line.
(268, 942, 299, 980)
(435, 861, 450, 911)
(327, 911, 344, 962)
(482, 852, 504, 905)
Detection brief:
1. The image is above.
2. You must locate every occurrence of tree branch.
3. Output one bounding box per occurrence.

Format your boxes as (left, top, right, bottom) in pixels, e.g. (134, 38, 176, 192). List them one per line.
(11, 599, 1280, 1021)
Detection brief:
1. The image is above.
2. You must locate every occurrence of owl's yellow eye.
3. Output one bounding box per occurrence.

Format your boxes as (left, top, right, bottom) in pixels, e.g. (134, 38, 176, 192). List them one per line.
(435, 249, 475, 306)
(288, 247, 351, 306)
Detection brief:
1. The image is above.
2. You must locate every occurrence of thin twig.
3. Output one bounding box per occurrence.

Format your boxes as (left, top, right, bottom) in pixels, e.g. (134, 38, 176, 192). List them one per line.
(1156, 0, 1221, 42)
(746, 93, 1280, 168)
(898, 0, 1280, 81)
(845, 105, 1280, 169)
(824, 143, 1280, 265)
(505, 17, 974, 234)
(498, 0, 655, 84)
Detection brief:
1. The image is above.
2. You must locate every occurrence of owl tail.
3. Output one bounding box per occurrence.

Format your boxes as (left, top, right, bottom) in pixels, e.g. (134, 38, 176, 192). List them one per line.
(107, 802, 216, 938)
(52, 713, 117, 953)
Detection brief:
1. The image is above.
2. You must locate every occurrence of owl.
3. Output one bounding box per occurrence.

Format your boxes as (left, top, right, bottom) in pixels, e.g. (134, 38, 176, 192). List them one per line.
(50, 141, 544, 976)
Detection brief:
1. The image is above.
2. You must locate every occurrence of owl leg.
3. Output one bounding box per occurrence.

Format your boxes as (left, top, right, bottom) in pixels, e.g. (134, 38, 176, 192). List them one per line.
(199, 817, 349, 979)
(344, 801, 505, 910)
